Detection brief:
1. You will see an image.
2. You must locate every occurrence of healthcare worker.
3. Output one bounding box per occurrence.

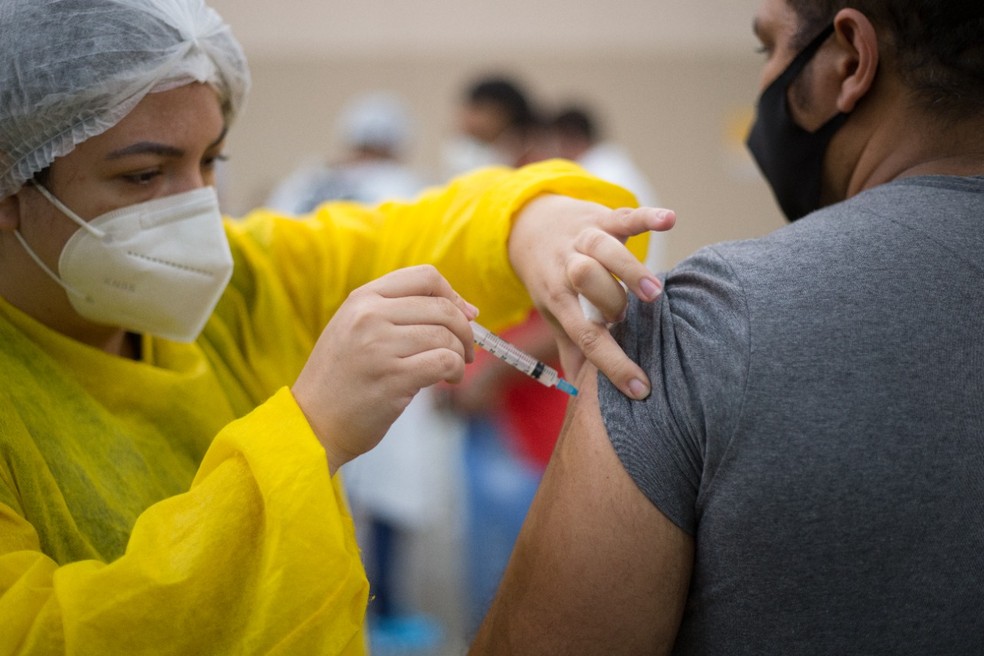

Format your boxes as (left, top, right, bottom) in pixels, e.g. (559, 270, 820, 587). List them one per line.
(0, 0, 671, 653)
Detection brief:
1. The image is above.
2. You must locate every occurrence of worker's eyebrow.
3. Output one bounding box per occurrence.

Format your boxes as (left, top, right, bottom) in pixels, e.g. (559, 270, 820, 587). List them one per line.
(106, 141, 185, 160)
(105, 127, 228, 161)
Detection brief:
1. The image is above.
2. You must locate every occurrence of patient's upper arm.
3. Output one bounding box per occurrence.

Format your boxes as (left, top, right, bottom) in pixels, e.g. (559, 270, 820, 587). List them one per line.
(469, 369, 695, 655)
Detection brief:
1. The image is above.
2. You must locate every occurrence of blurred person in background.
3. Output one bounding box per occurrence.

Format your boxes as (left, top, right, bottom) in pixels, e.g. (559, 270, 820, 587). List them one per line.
(0, 0, 674, 652)
(548, 103, 667, 273)
(442, 75, 544, 179)
(265, 91, 427, 213)
(549, 105, 657, 208)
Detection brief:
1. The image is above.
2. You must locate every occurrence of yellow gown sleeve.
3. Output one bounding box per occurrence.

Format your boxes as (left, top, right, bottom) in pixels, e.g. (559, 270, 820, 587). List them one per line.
(226, 159, 645, 339)
(0, 389, 368, 655)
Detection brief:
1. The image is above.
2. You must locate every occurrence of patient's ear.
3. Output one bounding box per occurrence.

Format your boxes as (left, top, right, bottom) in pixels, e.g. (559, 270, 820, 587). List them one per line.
(832, 8, 879, 113)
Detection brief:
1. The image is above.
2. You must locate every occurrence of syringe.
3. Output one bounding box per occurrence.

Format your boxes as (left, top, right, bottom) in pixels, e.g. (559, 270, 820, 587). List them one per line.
(470, 321, 578, 397)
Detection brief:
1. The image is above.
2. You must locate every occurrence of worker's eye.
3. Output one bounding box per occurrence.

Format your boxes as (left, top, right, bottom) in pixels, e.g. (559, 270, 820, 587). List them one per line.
(122, 169, 162, 185)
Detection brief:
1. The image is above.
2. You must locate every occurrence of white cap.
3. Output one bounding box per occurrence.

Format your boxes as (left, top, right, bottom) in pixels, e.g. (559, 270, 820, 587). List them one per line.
(336, 92, 414, 155)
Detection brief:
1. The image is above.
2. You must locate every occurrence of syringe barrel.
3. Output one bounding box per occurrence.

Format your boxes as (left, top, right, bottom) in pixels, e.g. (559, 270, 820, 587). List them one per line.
(470, 322, 574, 395)
(471, 323, 539, 375)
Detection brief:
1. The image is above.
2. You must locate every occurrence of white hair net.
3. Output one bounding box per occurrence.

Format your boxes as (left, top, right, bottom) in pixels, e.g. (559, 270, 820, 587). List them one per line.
(0, 0, 250, 198)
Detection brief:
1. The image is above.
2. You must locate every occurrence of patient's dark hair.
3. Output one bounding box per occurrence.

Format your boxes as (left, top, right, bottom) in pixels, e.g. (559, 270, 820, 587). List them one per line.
(786, 0, 984, 119)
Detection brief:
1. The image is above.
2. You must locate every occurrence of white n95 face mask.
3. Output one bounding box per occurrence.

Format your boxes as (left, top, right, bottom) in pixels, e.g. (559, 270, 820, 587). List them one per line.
(16, 185, 234, 343)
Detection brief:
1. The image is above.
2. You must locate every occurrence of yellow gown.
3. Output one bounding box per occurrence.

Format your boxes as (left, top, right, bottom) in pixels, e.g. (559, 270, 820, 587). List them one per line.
(0, 161, 644, 654)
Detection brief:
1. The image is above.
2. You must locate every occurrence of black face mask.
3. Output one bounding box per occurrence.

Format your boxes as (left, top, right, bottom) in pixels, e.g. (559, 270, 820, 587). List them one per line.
(746, 24, 849, 222)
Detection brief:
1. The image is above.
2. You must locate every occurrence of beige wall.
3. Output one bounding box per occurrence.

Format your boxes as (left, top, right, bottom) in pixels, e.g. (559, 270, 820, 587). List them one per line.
(208, 0, 762, 59)
(213, 1, 786, 269)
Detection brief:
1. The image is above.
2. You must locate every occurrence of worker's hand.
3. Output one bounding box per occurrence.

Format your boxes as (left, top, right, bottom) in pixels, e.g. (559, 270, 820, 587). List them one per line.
(292, 265, 478, 474)
(508, 195, 675, 400)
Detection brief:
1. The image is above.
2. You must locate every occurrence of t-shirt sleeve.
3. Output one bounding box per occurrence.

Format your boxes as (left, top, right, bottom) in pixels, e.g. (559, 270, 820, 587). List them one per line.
(598, 246, 750, 535)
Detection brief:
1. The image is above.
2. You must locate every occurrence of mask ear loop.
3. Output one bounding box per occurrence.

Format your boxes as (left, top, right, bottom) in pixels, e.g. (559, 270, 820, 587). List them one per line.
(12, 230, 89, 301)
(13, 184, 98, 301)
(32, 184, 107, 239)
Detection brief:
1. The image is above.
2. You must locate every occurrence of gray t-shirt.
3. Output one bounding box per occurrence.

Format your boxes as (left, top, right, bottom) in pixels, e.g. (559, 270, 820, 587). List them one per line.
(599, 176, 984, 655)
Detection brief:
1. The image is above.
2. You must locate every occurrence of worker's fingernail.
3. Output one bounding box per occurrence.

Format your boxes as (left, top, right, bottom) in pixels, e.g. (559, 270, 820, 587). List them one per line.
(640, 277, 662, 301)
(463, 300, 480, 319)
(628, 378, 650, 400)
